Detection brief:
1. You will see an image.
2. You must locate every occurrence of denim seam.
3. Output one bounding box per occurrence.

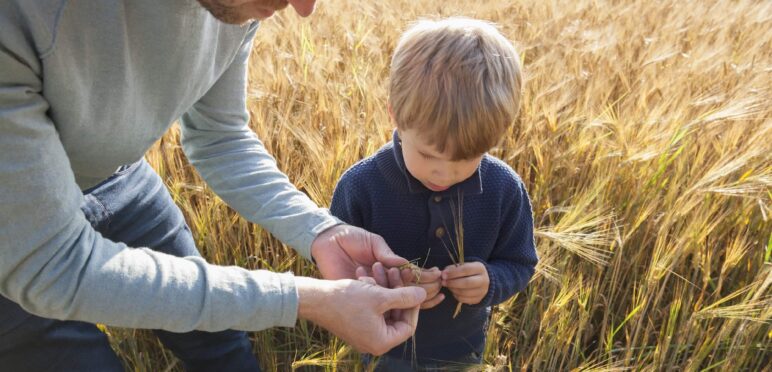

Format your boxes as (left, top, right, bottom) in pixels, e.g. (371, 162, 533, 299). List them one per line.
(89, 193, 112, 231)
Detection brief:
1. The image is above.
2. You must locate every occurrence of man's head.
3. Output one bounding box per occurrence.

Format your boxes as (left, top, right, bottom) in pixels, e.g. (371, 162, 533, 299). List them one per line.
(389, 17, 523, 191)
(196, 0, 316, 24)
(389, 18, 522, 160)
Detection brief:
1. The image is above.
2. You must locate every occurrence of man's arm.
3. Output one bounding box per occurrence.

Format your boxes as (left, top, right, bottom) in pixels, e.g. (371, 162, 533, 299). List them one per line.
(179, 23, 340, 260)
(179, 24, 409, 280)
(0, 4, 299, 333)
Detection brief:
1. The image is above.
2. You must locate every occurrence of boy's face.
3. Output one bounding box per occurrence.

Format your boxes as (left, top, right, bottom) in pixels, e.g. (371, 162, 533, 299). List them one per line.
(399, 128, 483, 192)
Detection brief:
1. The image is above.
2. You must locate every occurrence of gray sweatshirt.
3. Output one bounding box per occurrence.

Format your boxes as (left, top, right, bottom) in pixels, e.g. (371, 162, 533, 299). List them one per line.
(0, 0, 339, 332)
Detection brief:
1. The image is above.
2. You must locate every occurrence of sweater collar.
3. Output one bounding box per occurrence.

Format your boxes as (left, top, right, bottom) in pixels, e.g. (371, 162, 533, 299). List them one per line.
(390, 130, 483, 196)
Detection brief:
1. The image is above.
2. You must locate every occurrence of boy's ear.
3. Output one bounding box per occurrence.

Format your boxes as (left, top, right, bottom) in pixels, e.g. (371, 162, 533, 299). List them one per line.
(388, 104, 401, 130)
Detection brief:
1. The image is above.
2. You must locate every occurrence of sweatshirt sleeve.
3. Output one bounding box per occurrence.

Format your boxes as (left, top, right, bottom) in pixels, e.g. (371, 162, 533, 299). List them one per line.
(0, 7, 297, 333)
(179, 22, 340, 261)
(469, 177, 538, 308)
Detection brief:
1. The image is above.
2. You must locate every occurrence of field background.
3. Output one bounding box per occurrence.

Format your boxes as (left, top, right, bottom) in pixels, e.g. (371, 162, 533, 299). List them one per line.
(111, 0, 770, 370)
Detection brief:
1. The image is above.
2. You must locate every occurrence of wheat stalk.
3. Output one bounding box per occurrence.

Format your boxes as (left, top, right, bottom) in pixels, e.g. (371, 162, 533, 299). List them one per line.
(450, 189, 465, 319)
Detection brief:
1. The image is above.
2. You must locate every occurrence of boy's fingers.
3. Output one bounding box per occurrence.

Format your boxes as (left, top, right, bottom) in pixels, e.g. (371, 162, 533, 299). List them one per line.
(444, 274, 486, 289)
(400, 267, 441, 284)
(420, 293, 445, 309)
(447, 287, 483, 296)
(442, 262, 485, 280)
(418, 280, 442, 297)
(454, 295, 477, 305)
(417, 268, 441, 283)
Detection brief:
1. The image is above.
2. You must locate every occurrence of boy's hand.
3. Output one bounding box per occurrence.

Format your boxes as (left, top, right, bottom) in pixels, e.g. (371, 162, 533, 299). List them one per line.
(442, 262, 489, 305)
(401, 267, 444, 309)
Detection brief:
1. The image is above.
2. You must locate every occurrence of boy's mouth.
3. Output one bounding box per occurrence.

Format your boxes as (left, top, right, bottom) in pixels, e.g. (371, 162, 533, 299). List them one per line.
(424, 181, 450, 192)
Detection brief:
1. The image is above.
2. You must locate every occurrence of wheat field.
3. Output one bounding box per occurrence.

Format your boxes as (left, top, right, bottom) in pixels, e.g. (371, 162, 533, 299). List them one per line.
(110, 0, 771, 370)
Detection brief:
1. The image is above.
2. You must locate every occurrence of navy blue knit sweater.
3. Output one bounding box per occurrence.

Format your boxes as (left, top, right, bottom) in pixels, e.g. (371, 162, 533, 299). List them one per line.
(330, 131, 538, 364)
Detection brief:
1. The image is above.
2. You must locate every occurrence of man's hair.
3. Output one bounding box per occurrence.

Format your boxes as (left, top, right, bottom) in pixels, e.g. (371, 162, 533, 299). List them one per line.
(389, 17, 523, 160)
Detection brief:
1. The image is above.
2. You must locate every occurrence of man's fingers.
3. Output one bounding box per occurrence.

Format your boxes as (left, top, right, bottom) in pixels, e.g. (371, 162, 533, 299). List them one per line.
(400, 268, 414, 284)
(387, 267, 404, 288)
(373, 262, 388, 288)
(355, 266, 368, 278)
(371, 233, 409, 268)
(358, 276, 377, 285)
(386, 268, 404, 320)
(379, 286, 426, 311)
(380, 302, 421, 355)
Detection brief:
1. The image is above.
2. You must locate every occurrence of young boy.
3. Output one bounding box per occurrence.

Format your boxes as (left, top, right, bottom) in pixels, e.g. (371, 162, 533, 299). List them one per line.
(330, 18, 538, 370)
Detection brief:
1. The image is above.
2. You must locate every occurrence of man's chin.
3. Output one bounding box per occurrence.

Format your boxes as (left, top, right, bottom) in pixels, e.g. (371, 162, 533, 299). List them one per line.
(196, 0, 255, 25)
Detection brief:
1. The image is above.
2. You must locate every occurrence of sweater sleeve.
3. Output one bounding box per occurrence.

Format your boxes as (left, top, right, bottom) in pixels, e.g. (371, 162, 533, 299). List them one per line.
(469, 177, 538, 308)
(329, 168, 365, 228)
(0, 7, 297, 333)
(179, 23, 340, 261)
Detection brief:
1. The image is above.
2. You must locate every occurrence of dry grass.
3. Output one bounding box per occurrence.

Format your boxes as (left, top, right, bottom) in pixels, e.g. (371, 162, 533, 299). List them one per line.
(115, 0, 770, 370)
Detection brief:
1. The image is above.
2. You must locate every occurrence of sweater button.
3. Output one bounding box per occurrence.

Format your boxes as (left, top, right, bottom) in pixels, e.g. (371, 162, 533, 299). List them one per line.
(433, 195, 442, 203)
(435, 227, 445, 238)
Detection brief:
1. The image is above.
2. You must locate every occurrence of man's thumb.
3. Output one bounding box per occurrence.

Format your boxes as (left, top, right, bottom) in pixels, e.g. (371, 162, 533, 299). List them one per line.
(382, 286, 426, 310)
(372, 235, 409, 267)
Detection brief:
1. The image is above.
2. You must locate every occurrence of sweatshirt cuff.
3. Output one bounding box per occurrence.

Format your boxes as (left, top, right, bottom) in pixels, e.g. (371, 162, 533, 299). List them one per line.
(251, 270, 299, 328)
(293, 209, 344, 261)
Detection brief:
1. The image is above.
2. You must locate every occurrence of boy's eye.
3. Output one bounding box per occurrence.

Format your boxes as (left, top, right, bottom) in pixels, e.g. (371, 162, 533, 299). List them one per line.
(419, 152, 433, 160)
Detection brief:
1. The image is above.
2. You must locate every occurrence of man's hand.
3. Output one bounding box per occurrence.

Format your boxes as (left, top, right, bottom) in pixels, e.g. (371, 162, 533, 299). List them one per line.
(442, 262, 490, 305)
(295, 276, 426, 355)
(357, 263, 444, 309)
(311, 225, 408, 280)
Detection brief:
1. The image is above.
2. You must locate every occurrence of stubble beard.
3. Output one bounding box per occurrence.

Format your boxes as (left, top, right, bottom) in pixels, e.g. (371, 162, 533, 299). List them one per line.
(196, 0, 250, 25)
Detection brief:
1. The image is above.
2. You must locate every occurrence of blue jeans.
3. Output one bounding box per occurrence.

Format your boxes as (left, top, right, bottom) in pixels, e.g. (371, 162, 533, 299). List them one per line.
(0, 159, 260, 371)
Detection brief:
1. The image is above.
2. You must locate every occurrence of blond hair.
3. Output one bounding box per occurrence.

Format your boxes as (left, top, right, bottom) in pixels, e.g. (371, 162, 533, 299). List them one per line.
(389, 17, 523, 160)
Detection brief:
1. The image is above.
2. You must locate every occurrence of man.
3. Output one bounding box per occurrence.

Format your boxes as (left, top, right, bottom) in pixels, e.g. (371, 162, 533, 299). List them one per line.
(0, 0, 425, 370)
